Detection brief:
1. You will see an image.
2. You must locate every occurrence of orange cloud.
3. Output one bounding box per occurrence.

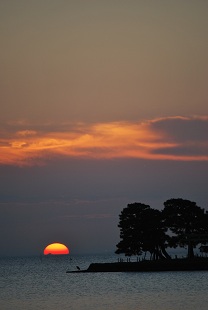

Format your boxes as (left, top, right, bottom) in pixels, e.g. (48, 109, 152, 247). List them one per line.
(16, 130, 37, 137)
(0, 116, 208, 166)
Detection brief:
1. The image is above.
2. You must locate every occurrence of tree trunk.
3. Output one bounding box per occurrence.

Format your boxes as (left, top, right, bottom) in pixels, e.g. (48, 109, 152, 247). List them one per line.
(161, 245, 171, 259)
(188, 242, 194, 259)
(153, 248, 166, 260)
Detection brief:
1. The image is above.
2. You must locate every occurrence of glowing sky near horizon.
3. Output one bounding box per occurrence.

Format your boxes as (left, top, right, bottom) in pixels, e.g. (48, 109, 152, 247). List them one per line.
(0, 0, 208, 256)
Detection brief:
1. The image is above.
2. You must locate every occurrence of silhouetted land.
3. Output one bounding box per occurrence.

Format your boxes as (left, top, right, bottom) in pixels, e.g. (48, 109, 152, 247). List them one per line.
(66, 257, 208, 273)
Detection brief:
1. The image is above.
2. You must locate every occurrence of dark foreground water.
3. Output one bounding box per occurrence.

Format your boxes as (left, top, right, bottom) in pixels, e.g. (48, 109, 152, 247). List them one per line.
(0, 254, 208, 310)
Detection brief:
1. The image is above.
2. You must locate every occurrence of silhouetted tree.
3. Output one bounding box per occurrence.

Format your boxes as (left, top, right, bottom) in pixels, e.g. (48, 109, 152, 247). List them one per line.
(142, 207, 171, 260)
(115, 203, 148, 256)
(162, 198, 208, 259)
(115, 203, 170, 259)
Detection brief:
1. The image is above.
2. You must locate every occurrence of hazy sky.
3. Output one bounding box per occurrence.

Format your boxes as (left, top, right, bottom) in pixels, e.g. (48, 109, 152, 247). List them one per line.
(1, 0, 208, 256)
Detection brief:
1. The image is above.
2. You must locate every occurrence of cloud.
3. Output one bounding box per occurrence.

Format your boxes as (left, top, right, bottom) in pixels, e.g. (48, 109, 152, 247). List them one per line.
(149, 116, 208, 142)
(16, 130, 37, 137)
(0, 116, 208, 166)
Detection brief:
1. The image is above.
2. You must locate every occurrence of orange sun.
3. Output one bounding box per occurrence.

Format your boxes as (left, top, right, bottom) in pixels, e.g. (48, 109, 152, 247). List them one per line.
(44, 243, 70, 255)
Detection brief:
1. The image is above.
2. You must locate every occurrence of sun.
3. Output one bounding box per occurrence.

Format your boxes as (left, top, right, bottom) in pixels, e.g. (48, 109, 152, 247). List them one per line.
(44, 242, 70, 255)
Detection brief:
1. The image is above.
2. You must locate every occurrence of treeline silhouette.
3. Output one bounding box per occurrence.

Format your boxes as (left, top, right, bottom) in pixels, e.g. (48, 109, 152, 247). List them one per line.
(116, 198, 208, 260)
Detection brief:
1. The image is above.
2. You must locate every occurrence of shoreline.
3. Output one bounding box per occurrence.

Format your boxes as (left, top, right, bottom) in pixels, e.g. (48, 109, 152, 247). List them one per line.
(66, 257, 208, 273)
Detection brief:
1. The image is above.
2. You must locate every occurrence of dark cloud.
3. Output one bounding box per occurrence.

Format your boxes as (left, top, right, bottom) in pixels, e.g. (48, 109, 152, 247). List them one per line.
(153, 143, 208, 156)
(149, 116, 208, 157)
(150, 116, 208, 142)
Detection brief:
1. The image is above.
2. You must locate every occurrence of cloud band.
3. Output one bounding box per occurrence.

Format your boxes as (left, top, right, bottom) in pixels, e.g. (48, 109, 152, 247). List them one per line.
(0, 116, 208, 166)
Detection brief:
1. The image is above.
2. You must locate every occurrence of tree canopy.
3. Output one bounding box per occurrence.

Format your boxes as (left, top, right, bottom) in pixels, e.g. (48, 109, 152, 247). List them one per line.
(163, 198, 208, 258)
(116, 198, 208, 259)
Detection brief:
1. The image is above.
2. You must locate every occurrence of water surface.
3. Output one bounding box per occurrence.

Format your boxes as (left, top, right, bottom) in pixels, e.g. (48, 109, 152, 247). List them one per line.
(1, 255, 207, 310)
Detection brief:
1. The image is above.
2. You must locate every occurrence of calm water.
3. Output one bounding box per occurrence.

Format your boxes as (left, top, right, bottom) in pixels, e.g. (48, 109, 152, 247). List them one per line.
(0, 254, 208, 310)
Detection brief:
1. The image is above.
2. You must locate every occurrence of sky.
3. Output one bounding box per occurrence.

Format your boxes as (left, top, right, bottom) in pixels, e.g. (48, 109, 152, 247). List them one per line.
(0, 0, 208, 256)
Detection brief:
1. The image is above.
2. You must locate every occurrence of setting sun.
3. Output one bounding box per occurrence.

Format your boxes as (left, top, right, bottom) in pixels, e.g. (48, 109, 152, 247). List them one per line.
(44, 243, 70, 255)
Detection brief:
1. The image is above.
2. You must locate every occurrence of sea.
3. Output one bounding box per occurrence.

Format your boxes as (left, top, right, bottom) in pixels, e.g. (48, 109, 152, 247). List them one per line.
(1, 253, 208, 310)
